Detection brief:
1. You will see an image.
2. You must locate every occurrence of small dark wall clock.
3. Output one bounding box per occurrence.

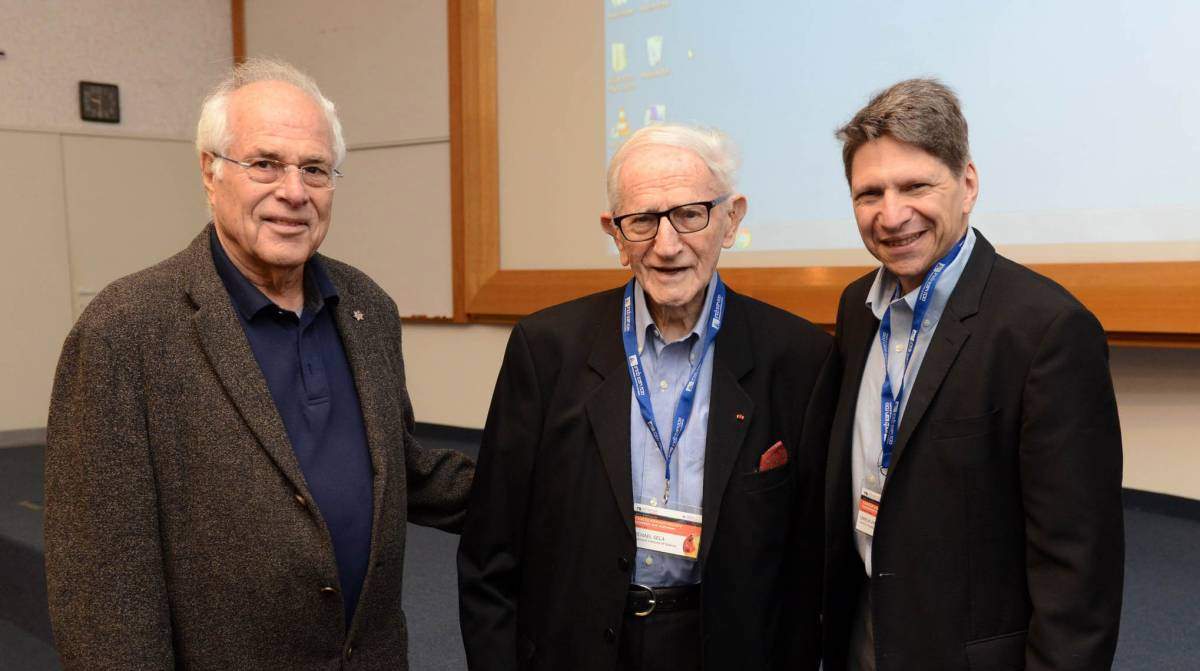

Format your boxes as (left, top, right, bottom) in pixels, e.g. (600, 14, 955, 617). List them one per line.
(79, 81, 120, 123)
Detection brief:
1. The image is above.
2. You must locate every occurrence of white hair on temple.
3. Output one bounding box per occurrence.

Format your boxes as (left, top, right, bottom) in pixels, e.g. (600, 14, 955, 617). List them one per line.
(195, 57, 346, 175)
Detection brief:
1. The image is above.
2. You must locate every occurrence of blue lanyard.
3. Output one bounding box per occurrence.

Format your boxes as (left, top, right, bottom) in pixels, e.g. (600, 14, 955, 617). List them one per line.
(878, 236, 966, 473)
(622, 275, 725, 504)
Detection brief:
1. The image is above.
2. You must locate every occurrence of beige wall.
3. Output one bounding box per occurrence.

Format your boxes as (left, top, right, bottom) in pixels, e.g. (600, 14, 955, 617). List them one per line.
(0, 2, 227, 432)
(2, 3, 1197, 503)
(245, 0, 455, 318)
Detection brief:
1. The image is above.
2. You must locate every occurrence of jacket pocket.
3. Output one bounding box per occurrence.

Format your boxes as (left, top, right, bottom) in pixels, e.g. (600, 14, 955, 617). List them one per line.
(738, 464, 792, 493)
(931, 408, 1000, 440)
(965, 629, 1026, 671)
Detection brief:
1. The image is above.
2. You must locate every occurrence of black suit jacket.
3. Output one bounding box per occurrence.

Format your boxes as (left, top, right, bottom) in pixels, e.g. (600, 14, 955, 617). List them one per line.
(823, 232, 1124, 671)
(458, 284, 837, 671)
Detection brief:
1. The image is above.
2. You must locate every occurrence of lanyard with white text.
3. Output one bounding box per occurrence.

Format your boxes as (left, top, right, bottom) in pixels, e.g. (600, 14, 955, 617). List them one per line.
(878, 235, 966, 474)
(622, 275, 725, 504)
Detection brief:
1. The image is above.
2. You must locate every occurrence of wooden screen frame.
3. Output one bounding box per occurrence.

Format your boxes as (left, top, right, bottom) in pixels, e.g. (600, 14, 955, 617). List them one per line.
(443, 0, 1200, 347)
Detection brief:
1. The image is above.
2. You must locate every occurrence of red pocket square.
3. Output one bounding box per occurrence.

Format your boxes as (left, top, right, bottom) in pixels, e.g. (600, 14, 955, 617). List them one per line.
(758, 441, 788, 472)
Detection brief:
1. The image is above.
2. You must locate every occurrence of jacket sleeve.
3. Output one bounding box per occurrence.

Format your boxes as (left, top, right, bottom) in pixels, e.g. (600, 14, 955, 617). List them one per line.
(774, 338, 839, 670)
(1019, 305, 1124, 670)
(391, 317, 475, 533)
(44, 321, 176, 669)
(457, 323, 543, 671)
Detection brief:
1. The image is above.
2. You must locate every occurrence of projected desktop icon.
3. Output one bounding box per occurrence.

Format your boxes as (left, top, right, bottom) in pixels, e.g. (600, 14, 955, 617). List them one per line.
(612, 108, 631, 138)
(611, 42, 628, 72)
(646, 35, 664, 67)
(735, 229, 752, 250)
(643, 104, 666, 126)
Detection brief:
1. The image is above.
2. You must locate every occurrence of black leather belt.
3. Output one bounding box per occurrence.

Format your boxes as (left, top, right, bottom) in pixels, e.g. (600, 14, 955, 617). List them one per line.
(625, 584, 701, 617)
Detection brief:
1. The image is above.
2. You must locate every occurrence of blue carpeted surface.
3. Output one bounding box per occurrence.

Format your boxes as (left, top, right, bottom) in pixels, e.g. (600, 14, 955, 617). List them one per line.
(3, 428, 1198, 669)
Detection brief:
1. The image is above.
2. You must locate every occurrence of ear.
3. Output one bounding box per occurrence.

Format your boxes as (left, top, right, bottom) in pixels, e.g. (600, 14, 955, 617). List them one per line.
(960, 161, 979, 215)
(201, 152, 218, 204)
(720, 194, 748, 249)
(600, 212, 632, 267)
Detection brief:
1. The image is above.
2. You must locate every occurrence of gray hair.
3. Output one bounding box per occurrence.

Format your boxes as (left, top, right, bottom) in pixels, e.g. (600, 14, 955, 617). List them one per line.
(196, 57, 346, 175)
(836, 78, 969, 184)
(606, 123, 741, 212)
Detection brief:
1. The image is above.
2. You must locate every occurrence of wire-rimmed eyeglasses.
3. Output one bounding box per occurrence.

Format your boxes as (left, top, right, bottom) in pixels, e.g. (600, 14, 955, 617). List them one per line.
(211, 153, 343, 190)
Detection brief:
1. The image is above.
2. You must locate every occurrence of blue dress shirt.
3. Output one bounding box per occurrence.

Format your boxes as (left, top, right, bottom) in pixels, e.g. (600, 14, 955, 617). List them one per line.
(851, 228, 976, 576)
(210, 231, 374, 625)
(629, 273, 718, 587)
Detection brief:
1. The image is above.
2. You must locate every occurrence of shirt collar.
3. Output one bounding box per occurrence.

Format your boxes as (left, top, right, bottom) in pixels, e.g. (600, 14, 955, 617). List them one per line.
(209, 226, 339, 321)
(864, 227, 976, 320)
(634, 272, 719, 357)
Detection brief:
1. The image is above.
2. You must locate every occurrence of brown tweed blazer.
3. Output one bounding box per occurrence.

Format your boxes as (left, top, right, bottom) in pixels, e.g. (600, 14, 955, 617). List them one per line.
(45, 225, 474, 670)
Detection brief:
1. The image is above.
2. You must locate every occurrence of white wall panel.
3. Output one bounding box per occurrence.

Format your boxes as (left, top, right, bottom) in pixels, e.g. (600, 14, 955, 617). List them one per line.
(0, 131, 74, 430)
(319, 142, 454, 318)
(401, 322, 511, 429)
(0, 0, 230, 138)
(61, 135, 209, 315)
(1112, 347, 1200, 500)
(244, 0, 450, 145)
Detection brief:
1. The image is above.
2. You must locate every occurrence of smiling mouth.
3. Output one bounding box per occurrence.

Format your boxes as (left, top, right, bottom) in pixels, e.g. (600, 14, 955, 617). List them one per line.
(882, 230, 925, 248)
(263, 217, 309, 230)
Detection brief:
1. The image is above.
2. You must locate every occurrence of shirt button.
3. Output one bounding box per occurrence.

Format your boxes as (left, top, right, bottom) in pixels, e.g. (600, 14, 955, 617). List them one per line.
(644, 556, 654, 566)
(659, 379, 668, 391)
(895, 343, 904, 352)
(866, 474, 878, 487)
(604, 627, 617, 643)
(922, 319, 932, 328)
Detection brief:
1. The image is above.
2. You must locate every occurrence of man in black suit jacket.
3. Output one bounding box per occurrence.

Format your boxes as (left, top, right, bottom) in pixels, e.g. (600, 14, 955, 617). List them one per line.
(823, 79, 1123, 671)
(459, 124, 836, 670)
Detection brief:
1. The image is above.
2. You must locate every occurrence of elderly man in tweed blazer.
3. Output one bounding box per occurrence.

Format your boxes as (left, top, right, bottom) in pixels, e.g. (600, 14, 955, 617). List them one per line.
(44, 59, 473, 669)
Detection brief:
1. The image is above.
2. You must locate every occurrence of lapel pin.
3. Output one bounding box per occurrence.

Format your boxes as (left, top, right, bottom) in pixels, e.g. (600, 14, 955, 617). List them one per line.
(736, 413, 745, 422)
(353, 310, 365, 322)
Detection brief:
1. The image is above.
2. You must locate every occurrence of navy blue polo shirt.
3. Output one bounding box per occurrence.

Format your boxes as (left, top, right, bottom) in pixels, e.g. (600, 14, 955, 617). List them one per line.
(210, 230, 373, 626)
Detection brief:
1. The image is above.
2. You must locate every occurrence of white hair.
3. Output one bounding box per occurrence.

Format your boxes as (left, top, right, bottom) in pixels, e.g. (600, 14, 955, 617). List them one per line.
(606, 123, 742, 212)
(195, 57, 346, 176)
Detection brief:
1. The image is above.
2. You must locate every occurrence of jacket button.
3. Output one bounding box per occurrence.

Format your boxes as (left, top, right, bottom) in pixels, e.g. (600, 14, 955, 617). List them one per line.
(617, 557, 630, 572)
(345, 646, 354, 660)
(319, 586, 338, 595)
(604, 627, 616, 643)
(294, 493, 307, 507)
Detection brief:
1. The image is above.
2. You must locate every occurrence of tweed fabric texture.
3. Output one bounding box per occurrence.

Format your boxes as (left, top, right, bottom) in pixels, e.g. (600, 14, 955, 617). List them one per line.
(45, 225, 474, 670)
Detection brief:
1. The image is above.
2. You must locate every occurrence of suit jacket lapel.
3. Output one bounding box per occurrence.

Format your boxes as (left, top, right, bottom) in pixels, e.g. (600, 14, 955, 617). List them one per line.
(585, 291, 636, 538)
(889, 231, 995, 472)
(184, 227, 311, 498)
(698, 292, 754, 569)
(826, 278, 878, 523)
(324, 273, 389, 531)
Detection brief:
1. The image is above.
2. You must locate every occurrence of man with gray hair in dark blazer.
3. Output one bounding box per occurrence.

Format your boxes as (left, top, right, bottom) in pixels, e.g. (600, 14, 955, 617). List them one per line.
(44, 57, 473, 669)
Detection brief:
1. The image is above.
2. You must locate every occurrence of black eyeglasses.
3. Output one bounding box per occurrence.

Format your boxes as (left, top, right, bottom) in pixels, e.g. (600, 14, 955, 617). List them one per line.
(612, 194, 730, 242)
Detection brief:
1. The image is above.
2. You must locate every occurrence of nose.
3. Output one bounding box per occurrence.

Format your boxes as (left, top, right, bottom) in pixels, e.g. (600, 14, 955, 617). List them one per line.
(274, 165, 310, 207)
(878, 191, 911, 231)
(650, 213, 684, 256)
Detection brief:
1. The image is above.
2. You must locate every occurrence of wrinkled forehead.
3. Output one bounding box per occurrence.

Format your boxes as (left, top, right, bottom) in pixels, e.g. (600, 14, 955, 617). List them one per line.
(226, 81, 334, 158)
(615, 144, 719, 209)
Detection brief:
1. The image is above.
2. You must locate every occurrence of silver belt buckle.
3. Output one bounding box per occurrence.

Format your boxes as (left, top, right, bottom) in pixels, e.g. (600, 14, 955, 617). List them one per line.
(630, 583, 657, 617)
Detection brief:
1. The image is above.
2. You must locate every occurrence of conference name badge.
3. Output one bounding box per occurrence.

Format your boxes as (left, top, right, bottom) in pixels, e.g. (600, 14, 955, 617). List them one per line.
(855, 487, 882, 537)
(634, 502, 702, 560)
